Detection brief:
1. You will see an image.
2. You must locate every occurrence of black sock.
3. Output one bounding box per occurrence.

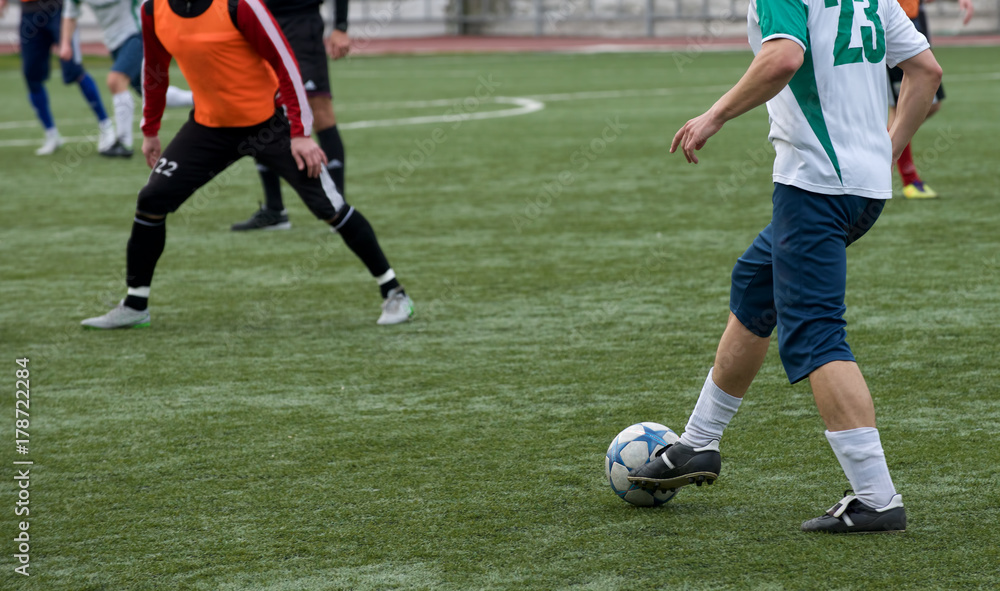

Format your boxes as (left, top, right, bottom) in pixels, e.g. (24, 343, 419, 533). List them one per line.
(332, 207, 399, 297)
(379, 278, 401, 299)
(125, 214, 166, 310)
(258, 164, 284, 211)
(316, 125, 345, 197)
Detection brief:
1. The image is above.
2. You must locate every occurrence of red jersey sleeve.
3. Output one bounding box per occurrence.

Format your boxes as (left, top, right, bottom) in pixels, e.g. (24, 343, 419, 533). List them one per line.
(140, 0, 172, 137)
(235, 0, 312, 137)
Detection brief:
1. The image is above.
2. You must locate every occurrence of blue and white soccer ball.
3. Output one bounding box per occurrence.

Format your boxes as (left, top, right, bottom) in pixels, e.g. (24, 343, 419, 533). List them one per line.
(605, 422, 680, 507)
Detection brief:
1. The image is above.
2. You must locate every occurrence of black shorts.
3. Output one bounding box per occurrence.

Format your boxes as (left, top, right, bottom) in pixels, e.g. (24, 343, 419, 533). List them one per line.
(887, 9, 944, 105)
(276, 9, 330, 98)
(137, 111, 346, 220)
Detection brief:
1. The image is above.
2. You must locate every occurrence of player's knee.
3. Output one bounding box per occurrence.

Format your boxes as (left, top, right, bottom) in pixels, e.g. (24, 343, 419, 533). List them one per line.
(134, 210, 166, 222)
(309, 98, 336, 130)
(26, 79, 45, 94)
(107, 71, 130, 94)
(23, 63, 48, 84)
(136, 184, 172, 217)
(327, 204, 354, 229)
(62, 70, 83, 85)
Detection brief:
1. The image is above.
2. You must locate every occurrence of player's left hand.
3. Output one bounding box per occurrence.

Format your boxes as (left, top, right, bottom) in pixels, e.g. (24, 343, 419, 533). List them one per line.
(326, 30, 351, 61)
(291, 136, 328, 178)
(958, 0, 974, 25)
(142, 136, 162, 169)
(670, 110, 724, 164)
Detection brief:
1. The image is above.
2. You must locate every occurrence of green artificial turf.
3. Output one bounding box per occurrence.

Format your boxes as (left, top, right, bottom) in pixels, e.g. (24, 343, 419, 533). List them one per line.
(1, 46, 999, 590)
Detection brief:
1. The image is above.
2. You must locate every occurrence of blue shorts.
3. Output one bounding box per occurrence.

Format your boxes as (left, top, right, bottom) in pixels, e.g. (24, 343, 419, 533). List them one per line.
(20, 4, 86, 85)
(730, 184, 885, 384)
(111, 34, 143, 94)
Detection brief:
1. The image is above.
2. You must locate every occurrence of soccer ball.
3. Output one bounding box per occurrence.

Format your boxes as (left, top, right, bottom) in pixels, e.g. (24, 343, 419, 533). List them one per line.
(605, 422, 679, 507)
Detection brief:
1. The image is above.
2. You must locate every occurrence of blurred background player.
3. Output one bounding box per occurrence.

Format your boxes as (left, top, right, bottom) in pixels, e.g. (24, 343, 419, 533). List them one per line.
(80, 0, 413, 328)
(231, 0, 351, 231)
(60, 0, 194, 157)
(889, 0, 973, 199)
(1, 0, 113, 155)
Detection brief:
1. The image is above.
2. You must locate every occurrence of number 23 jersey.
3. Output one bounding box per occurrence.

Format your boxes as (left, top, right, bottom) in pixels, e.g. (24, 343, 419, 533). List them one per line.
(749, 0, 929, 199)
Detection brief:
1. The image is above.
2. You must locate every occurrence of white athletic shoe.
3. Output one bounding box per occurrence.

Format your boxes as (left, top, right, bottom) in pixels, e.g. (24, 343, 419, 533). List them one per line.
(377, 287, 414, 325)
(35, 129, 62, 155)
(97, 119, 116, 152)
(81, 301, 151, 330)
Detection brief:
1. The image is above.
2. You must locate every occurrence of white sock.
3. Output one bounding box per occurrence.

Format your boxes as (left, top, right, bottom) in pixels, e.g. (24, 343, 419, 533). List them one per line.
(825, 428, 897, 509)
(112, 91, 134, 147)
(676, 367, 742, 449)
(165, 86, 194, 108)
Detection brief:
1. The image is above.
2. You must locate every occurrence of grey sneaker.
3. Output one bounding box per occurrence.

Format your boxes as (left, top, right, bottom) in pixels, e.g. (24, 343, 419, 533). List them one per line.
(81, 301, 150, 330)
(802, 492, 906, 534)
(231, 206, 291, 231)
(377, 287, 414, 325)
(627, 440, 721, 491)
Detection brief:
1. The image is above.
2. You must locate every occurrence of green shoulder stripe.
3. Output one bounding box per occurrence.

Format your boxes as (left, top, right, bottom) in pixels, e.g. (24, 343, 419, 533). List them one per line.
(787, 34, 843, 184)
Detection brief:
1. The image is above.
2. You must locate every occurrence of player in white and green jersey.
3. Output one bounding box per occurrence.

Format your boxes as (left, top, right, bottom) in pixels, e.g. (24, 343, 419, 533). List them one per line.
(59, 0, 193, 157)
(65, 0, 140, 53)
(627, 0, 943, 533)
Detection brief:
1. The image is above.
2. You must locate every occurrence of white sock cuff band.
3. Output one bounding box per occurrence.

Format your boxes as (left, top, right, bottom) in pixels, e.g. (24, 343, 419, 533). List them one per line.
(376, 269, 396, 285)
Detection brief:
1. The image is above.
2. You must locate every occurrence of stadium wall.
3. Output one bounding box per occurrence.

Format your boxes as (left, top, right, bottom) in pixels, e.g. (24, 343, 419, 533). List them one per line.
(0, 0, 997, 51)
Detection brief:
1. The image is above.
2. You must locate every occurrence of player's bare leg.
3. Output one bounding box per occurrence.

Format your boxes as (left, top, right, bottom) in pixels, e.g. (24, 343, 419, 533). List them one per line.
(801, 360, 905, 533)
(101, 70, 134, 158)
(629, 313, 768, 490)
(712, 313, 770, 397)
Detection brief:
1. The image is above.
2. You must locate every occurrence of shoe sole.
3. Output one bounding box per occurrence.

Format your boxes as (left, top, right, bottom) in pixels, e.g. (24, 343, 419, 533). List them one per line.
(82, 321, 151, 330)
(628, 471, 718, 491)
(809, 528, 906, 535)
(377, 313, 414, 326)
(231, 222, 292, 231)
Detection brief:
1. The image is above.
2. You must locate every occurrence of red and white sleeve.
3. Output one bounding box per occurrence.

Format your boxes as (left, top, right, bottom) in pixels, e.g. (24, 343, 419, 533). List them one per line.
(235, 0, 313, 137)
(140, 1, 172, 138)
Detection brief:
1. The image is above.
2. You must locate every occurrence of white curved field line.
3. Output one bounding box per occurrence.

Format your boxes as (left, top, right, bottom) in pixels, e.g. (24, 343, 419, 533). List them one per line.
(340, 96, 545, 129)
(0, 96, 545, 146)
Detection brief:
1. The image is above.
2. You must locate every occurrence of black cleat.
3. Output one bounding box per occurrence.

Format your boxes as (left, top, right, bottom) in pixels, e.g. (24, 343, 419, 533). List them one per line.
(802, 492, 906, 534)
(99, 140, 134, 158)
(231, 205, 291, 231)
(627, 440, 721, 492)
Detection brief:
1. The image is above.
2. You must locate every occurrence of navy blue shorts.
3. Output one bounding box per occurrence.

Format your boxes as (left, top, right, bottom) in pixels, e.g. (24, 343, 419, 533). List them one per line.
(20, 4, 86, 84)
(730, 184, 885, 384)
(111, 34, 143, 94)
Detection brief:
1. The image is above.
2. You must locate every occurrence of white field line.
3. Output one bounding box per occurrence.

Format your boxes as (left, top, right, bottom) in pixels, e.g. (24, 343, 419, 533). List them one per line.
(0, 96, 545, 146)
(340, 96, 544, 129)
(0, 84, 728, 134)
(2, 75, 995, 145)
